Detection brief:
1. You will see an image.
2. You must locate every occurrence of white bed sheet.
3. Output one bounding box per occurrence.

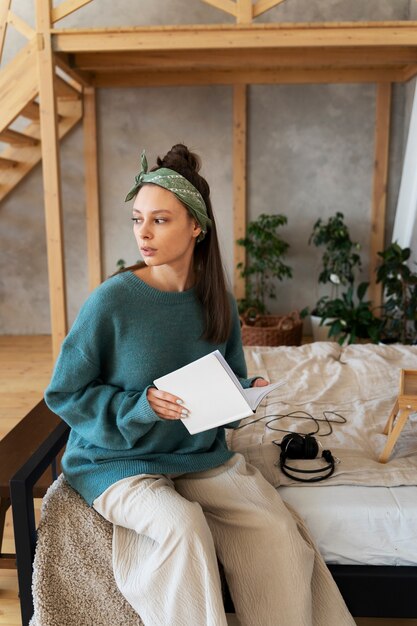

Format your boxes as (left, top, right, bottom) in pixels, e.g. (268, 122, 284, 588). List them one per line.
(278, 484, 417, 566)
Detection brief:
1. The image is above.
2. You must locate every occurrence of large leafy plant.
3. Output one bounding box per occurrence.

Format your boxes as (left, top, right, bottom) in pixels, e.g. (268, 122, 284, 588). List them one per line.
(319, 282, 382, 345)
(236, 213, 292, 315)
(309, 211, 362, 303)
(376, 243, 417, 344)
(302, 212, 382, 344)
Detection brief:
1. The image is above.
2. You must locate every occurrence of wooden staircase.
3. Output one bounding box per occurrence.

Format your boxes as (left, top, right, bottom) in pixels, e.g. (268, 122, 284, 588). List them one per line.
(0, 36, 83, 203)
(0, 2, 103, 360)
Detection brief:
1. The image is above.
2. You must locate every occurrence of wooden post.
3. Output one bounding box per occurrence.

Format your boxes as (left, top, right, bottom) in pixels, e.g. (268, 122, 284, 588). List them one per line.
(236, 0, 253, 23)
(83, 86, 102, 291)
(36, 0, 68, 360)
(369, 82, 391, 308)
(233, 84, 247, 300)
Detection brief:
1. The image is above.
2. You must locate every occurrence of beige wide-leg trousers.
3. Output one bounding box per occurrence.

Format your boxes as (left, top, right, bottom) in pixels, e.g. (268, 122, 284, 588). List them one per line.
(93, 453, 355, 626)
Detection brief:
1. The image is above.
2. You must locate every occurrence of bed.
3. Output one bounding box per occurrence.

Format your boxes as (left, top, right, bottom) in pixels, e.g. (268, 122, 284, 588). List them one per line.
(10, 342, 417, 626)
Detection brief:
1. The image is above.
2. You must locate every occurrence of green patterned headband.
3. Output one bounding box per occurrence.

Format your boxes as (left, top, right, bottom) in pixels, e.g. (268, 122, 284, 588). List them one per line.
(125, 151, 212, 241)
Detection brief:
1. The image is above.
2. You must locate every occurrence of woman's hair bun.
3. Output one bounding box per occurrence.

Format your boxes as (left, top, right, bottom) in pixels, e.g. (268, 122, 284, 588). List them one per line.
(156, 143, 201, 173)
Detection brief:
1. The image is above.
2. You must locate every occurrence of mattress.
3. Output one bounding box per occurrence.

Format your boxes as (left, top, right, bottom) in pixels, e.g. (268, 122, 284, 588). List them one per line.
(278, 484, 417, 566)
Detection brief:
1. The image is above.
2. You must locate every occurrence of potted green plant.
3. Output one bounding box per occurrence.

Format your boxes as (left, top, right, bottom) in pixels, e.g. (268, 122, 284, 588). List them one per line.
(236, 213, 302, 346)
(376, 242, 417, 344)
(309, 211, 362, 289)
(236, 213, 292, 314)
(302, 212, 364, 341)
(318, 281, 382, 345)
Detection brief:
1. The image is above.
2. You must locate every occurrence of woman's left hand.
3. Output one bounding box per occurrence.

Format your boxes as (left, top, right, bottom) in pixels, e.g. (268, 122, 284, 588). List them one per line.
(251, 378, 269, 387)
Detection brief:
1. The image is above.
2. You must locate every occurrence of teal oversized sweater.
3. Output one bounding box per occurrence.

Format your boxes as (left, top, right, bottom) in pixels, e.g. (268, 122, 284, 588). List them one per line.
(45, 271, 254, 506)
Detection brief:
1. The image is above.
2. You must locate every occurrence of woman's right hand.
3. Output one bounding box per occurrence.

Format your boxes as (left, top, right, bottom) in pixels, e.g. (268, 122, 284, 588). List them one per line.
(147, 387, 190, 421)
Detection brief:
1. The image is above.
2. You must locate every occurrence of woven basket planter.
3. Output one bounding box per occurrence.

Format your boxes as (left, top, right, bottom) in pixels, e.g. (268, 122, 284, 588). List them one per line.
(240, 310, 303, 347)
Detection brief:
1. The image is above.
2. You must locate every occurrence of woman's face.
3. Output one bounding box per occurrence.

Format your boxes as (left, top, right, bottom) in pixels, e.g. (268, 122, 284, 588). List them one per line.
(132, 184, 201, 270)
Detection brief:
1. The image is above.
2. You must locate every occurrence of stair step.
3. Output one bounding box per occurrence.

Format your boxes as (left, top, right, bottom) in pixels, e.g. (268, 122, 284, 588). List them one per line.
(0, 156, 19, 169)
(0, 128, 40, 146)
(55, 75, 82, 100)
(20, 101, 40, 121)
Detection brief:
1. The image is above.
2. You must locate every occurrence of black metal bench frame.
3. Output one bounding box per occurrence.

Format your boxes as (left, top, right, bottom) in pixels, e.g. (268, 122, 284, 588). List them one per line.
(8, 400, 417, 626)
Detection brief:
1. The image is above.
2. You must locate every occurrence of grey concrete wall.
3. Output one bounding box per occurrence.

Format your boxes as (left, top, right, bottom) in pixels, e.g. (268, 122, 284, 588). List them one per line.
(0, 0, 414, 333)
(248, 82, 377, 313)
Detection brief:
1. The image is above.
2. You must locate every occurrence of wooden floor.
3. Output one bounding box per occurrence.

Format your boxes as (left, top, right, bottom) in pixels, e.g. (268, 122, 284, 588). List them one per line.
(0, 335, 416, 626)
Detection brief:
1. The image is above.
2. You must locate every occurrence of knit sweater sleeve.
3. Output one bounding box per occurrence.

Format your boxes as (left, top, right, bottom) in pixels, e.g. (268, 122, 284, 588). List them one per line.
(44, 289, 162, 450)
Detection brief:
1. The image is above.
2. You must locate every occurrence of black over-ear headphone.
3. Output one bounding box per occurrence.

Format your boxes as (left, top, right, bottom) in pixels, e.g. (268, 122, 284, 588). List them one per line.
(278, 433, 336, 483)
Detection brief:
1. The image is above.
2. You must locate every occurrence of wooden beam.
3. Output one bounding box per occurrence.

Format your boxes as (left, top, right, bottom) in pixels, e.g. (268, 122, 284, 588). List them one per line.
(60, 45, 417, 83)
(52, 23, 417, 54)
(56, 67, 84, 93)
(83, 87, 102, 291)
(55, 53, 93, 87)
(200, 0, 237, 17)
(402, 65, 417, 82)
(233, 84, 247, 300)
(7, 10, 36, 40)
(369, 83, 391, 309)
(69, 47, 417, 73)
(36, 0, 68, 360)
(51, 0, 94, 24)
(90, 67, 403, 88)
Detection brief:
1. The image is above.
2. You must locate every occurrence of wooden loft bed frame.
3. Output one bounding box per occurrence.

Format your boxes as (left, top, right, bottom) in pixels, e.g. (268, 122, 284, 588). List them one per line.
(1, 0, 417, 361)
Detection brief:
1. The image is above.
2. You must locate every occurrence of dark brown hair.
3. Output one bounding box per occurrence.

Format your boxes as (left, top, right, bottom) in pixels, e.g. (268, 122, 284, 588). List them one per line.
(126, 144, 232, 343)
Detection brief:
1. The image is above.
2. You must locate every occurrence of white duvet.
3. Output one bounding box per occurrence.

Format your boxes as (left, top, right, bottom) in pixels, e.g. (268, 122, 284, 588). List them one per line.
(226, 342, 417, 488)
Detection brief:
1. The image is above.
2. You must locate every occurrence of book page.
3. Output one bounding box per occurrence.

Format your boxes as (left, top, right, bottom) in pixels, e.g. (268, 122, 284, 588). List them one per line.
(243, 380, 286, 411)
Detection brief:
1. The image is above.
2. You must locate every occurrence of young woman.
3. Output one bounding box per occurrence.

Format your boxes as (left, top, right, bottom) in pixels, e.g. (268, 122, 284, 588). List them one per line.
(45, 144, 355, 626)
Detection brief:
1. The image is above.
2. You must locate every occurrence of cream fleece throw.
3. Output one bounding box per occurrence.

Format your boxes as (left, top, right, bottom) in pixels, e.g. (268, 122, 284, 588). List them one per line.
(30, 475, 144, 626)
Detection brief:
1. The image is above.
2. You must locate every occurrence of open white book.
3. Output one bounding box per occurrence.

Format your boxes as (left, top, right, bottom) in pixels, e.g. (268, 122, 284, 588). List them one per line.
(153, 350, 285, 435)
